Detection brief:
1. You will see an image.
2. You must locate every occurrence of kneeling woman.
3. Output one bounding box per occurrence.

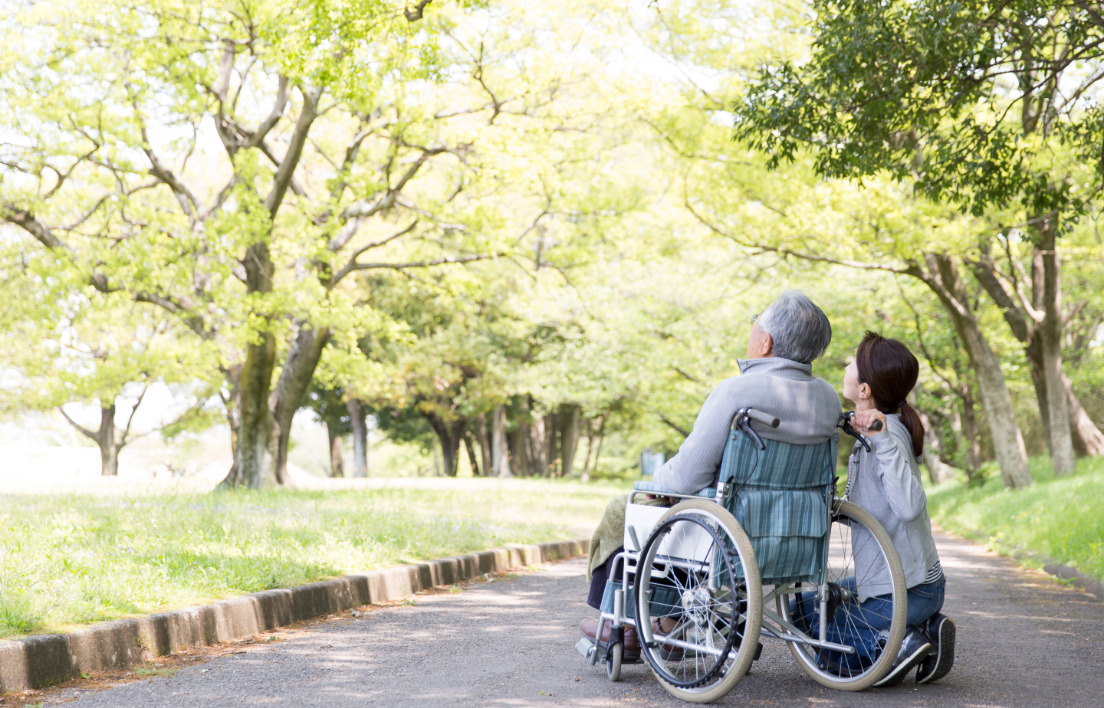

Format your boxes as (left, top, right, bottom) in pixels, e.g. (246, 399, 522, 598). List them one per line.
(795, 331, 955, 687)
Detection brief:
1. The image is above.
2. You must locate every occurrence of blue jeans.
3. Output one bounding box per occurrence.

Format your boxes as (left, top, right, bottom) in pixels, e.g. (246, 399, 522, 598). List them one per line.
(791, 575, 945, 669)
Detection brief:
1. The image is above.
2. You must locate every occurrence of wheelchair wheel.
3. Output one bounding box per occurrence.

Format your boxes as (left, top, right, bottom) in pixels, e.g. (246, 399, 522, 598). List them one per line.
(778, 499, 907, 691)
(635, 499, 762, 704)
(606, 640, 622, 681)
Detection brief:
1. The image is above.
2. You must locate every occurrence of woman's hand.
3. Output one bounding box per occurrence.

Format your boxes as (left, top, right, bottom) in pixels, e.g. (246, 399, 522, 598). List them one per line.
(852, 409, 887, 436)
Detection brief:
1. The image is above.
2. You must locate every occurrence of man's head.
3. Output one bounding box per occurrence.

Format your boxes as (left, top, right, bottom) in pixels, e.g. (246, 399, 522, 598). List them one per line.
(747, 290, 832, 364)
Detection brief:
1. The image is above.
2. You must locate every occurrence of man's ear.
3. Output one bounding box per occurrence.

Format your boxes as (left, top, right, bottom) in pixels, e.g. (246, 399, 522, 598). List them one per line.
(759, 332, 773, 357)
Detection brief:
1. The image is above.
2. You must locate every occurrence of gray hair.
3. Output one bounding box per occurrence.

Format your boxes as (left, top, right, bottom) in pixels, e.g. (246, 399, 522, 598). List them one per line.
(757, 290, 832, 364)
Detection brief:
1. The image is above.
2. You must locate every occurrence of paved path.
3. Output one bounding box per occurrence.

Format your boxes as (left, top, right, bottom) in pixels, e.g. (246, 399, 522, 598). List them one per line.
(45, 531, 1104, 707)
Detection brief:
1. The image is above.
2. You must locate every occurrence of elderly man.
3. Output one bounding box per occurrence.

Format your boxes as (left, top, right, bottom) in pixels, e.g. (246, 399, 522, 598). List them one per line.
(581, 290, 842, 653)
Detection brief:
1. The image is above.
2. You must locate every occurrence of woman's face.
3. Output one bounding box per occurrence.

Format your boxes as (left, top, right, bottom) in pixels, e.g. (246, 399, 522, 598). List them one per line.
(843, 359, 863, 406)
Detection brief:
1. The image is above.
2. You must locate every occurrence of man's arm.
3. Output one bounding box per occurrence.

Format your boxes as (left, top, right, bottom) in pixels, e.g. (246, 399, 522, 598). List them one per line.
(652, 384, 733, 494)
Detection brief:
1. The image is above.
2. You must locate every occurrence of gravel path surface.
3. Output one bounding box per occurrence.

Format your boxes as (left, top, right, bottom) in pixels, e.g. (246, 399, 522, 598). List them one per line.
(48, 530, 1104, 707)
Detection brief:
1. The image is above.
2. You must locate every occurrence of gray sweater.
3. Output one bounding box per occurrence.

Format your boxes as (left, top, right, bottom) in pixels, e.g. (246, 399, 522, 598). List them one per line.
(845, 414, 941, 597)
(653, 357, 841, 494)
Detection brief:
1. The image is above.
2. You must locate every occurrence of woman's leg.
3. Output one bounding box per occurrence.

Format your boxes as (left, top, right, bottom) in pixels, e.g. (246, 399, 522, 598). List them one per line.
(904, 576, 945, 627)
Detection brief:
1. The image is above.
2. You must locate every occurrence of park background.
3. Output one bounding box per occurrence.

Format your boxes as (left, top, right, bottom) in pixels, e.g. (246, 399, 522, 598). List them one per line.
(2, 0, 1103, 642)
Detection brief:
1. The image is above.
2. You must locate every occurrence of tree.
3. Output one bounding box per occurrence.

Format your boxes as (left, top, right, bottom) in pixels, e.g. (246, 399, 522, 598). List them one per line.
(0, 252, 220, 476)
(304, 383, 352, 478)
(736, 0, 1104, 475)
(1, 0, 524, 488)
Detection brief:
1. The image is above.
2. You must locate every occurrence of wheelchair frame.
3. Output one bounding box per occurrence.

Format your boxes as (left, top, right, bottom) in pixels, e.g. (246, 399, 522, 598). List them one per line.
(578, 408, 907, 702)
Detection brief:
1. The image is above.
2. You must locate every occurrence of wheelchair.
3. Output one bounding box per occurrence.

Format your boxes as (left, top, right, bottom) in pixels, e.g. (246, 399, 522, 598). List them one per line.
(577, 408, 907, 702)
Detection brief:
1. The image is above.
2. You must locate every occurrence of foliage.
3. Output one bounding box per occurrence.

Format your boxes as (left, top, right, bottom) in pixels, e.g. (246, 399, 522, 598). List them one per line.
(735, 0, 1104, 221)
(2, 0, 1102, 486)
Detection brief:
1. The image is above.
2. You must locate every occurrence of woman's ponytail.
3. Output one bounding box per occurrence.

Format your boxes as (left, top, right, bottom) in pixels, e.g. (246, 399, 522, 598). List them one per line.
(897, 400, 924, 458)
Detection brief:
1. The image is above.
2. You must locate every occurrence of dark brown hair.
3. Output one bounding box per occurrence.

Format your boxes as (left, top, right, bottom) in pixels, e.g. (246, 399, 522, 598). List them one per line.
(854, 331, 924, 457)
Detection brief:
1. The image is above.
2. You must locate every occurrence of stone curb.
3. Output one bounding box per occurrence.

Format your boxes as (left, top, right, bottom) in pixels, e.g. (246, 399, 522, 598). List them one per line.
(1040, 561, 1104, 602)
(0, 538, 589, 694)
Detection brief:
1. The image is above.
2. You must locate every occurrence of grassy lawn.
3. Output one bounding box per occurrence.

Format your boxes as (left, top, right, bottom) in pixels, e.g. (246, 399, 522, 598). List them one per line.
(0, 478, 630, 640)
(926, 455, 1104, 583)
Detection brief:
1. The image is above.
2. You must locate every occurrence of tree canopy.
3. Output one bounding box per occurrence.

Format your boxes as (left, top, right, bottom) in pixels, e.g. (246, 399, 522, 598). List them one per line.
(2, 0, 1103, 488)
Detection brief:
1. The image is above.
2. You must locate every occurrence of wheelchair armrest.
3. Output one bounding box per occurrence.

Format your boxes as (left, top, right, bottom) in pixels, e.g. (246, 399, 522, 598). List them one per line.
(632, 480, 716, 499)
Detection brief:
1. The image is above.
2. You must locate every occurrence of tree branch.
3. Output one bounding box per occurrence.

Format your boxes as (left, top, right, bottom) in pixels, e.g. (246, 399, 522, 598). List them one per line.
(264, 84, 322, 216)
(331, 220, 419, 284)
(344, 252, 500, 274)
(404, 0, 433, 21)
(245, 75, 289, 149)
(118, 383, 151, 448)
(2, 204, 71, 250)
(683, 199, 913, 275)
(58, 405, 99, 441)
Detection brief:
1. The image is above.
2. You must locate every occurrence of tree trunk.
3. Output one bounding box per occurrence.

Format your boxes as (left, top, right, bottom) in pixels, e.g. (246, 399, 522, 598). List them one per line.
(492, 405, 511, 478)
(1034, 223, 1075, 475)
(524, 402, 547, 477)
(920, 253, 1032, 488)
(579, 418, 596, 483)
(463, 429, 481, 476)
(270, 325, 331, 486)
(558, 404, 580, 478)
(971, 235, 1091, 470)
(1065, 372, 1104, 456)
(346, 398, 369, 477)
(509, 423, 530, 477)
(326, 421, 345, 478)
(958, 391, 982, 477)
(222, 332, 278, 488)
(580, 415, 607, 483)
(222, 240, 278, 490)
(476, 413, 492, 477)
(540, 410, 557, 476)
(917, 408, 953, 484)
(426, 413, 465, 477)
(98, 405, 119, 477)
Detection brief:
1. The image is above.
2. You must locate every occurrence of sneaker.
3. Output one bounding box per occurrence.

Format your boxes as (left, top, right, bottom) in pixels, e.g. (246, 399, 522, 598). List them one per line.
(579, 617, 640, 655)
(873, 629, 932, 687)
(916, 614, 956, 684)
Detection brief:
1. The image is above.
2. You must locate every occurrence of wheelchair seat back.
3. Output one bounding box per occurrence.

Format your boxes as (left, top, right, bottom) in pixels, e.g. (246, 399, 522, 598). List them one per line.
(720, 428, 838, 585)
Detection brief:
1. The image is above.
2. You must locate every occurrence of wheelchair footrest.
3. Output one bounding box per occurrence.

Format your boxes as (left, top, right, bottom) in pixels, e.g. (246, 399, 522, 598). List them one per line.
(576, 637, 604, 662)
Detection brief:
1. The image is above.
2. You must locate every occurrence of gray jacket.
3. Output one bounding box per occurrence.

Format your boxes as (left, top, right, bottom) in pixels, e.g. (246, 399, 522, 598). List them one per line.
(653, 357, 841, 494)
(845, 414, 940, 597)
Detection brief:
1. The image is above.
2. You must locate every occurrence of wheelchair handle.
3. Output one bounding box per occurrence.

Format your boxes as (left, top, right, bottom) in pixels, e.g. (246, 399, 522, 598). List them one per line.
(839, 410, 882, 431)
(732, 407, 780, 430)
(838, 411, 882, 452)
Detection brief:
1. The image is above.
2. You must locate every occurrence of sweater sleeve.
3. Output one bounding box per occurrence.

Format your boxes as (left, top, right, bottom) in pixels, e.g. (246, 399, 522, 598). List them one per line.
(652, 384, 732, 494)
(871, 427, 927, 522)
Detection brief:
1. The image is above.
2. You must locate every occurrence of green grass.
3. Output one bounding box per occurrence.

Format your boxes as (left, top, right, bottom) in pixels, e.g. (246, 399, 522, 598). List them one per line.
(0, 478, 630, 640)
(926, 454, 1104, 582)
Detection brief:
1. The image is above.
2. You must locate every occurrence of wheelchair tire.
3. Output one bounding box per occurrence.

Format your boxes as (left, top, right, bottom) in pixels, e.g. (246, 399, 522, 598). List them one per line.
(635, 499, 762, 704)
(777, 499, 907, 691)
(606, 640, 622, 681)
